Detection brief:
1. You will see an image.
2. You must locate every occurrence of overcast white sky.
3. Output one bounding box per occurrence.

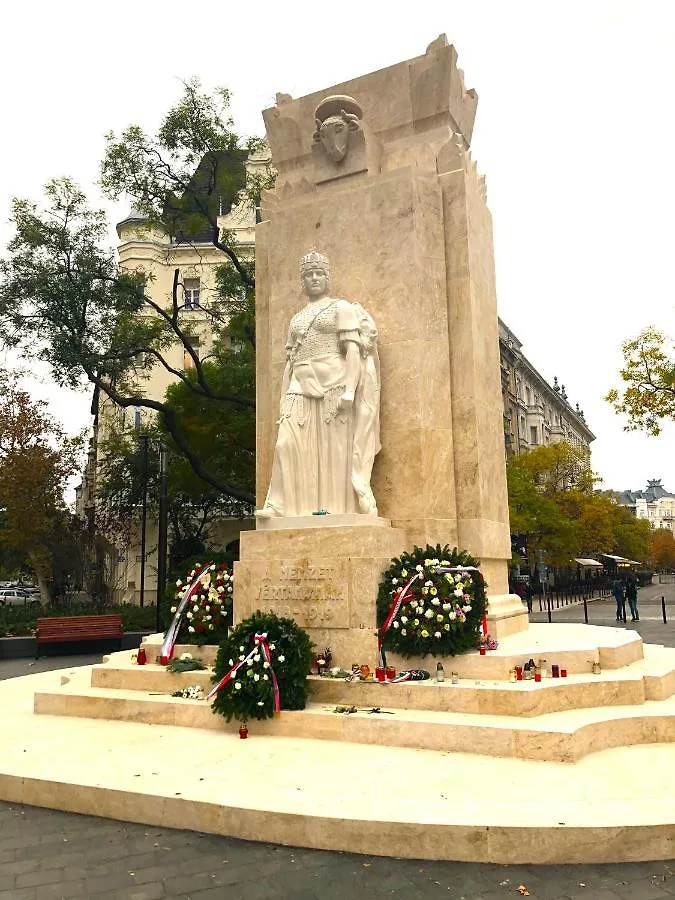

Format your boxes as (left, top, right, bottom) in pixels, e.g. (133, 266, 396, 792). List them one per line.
(2, 0, 674, 493)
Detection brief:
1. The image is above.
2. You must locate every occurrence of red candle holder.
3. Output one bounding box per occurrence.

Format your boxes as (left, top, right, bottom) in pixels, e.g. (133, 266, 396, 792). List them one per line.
(137, 647, 147, 666)
(551, 665, 560, 678)
(385, 666, 396, 680)
(534, 672, 541, 683)
(479, 646, 486, 656)
(561, 668, 568, 678)
(375, 666, 385, 682)
(239, 724, 248, 739)
(515, 666, 523, 681)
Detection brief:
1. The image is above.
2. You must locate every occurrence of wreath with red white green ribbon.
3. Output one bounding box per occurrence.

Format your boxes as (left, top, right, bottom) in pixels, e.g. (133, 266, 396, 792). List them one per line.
(376, 545, 488, 659)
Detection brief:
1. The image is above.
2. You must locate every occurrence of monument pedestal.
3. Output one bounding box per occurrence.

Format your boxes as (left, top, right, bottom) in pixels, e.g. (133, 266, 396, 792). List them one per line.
(235, 520, 407, 668)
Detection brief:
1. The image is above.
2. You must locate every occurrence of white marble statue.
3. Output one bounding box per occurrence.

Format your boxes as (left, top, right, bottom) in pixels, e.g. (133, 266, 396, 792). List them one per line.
(256, 249, 380, 518)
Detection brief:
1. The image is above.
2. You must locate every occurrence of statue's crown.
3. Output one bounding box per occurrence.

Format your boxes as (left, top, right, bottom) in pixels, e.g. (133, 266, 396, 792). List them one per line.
(299, 248, 329, 276)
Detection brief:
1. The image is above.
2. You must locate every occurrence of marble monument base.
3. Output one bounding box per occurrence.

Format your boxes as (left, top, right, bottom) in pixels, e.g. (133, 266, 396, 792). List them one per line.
(235, 519, 529, 667)
(234, 521, 408, 668)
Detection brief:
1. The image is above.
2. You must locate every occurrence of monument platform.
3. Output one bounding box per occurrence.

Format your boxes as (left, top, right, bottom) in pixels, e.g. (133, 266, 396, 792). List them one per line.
(0, 624, 673, 863)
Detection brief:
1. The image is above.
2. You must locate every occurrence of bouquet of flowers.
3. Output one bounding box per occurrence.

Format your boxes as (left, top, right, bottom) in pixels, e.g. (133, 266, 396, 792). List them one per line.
(171, 685, 204, 700)
(377, 544, 488, 658)
(170, 563, 233, 646)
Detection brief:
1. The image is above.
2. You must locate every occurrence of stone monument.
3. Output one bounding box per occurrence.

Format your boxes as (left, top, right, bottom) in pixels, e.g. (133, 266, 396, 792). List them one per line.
(234, 36, 527, 665)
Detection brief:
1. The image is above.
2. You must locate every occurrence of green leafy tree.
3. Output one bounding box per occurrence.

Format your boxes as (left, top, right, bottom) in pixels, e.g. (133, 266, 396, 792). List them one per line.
(610, 503, 651, 563)
(606, 327, 675, 434)
(96, 422, 252, 574)
(0, 80, 272, 504)
(507, 452, 579, 568)
(507, 443, 651, 569)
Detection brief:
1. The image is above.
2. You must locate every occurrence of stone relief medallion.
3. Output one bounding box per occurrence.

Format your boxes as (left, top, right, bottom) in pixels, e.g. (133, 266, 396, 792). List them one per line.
(313, 95, 363, 163)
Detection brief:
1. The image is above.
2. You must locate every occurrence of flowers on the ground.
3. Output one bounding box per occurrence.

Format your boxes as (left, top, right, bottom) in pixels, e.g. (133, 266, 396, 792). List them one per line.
(171, 684, 204, 700)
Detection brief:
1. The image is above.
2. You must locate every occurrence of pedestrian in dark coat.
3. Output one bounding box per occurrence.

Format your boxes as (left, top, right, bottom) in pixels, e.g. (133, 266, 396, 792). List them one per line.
(625, 576, 639, 621)
(612, 578, 625, 622)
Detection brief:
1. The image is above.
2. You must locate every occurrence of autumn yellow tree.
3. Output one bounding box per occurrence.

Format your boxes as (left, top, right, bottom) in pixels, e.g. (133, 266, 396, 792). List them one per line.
(649, 528, 675, 571)
(0, 372, 83, 601)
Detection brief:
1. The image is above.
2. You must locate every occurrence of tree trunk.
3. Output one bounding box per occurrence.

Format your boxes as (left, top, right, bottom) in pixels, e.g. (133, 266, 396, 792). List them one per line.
(29, 556, 52, 605)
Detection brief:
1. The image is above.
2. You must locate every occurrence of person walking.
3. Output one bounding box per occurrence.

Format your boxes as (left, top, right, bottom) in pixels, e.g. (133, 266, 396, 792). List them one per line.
(625, 575, 639, 621)
(612, 577, 626, 622)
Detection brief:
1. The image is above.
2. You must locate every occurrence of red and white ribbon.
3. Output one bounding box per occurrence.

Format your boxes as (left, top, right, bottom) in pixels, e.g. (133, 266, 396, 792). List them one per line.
(160, 563, 216, 665)
(207, 632, 280, 712)
(378, 572, 422, 667)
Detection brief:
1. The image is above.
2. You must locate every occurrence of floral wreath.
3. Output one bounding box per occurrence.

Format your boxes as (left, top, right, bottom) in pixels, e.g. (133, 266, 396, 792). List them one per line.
(170, 562, 233, 645)
(376, 544, 488, 658)
(211, 611, 315, 724)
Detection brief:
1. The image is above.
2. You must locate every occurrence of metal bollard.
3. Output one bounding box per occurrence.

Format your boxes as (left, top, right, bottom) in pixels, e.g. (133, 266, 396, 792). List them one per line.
(663, 596, 667, 624)
(547, 593, 552, 624)
(583, 596, 588, 625)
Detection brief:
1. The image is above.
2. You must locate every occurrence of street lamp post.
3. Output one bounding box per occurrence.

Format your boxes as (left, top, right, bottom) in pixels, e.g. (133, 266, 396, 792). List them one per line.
(156, 444, 169, 633)
(139, 434, 149, 608)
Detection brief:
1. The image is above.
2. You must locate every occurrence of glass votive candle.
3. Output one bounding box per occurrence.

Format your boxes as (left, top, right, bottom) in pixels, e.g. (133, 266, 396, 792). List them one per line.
(551, 664, 560, 678)
(534, 672, 542, 682)
(375, 666, 385, 682)
(561, 668, 568, 678)
(515, 666, 523, 681)
(479, 646, 486, 656)
(385, 666, 396, 680)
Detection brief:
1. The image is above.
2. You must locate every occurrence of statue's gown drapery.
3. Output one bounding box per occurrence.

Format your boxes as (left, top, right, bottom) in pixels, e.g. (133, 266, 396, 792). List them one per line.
(262, 298, 380, 517)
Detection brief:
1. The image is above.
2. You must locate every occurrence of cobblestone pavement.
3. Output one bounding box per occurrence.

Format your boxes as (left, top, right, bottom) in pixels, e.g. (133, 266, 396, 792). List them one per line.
(1, 594, 675, 898)
(0, 803, 674, 900)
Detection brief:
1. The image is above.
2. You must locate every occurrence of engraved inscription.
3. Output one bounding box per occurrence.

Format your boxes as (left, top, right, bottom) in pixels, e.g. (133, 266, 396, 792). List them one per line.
(256, 559, 349, 629)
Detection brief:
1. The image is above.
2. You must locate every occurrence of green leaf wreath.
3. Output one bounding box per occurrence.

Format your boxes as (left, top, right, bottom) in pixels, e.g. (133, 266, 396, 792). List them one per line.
(376, 544, 488, 658)
(211, 611, 315, 723)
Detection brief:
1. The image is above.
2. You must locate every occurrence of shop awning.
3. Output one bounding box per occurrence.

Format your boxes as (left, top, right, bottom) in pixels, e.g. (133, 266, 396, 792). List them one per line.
(599, 554, 642, 566)
(573, 558, 604, 567)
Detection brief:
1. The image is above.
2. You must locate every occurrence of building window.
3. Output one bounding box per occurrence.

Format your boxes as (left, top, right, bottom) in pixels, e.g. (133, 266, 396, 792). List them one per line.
(183, 277, 201, 309)
(183, 339, 200, 370)
(530, 425, 538, 445)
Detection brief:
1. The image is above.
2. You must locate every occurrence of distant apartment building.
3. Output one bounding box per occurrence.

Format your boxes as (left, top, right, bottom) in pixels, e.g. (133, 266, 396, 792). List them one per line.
(616, 480, 675, 530)
(498, 319, 595, 459)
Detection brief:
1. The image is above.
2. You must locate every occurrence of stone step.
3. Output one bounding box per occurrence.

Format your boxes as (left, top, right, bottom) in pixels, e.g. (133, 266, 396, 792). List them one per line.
(139, 621, 645, 680)
(34, 667, 675, 763)
(6, 664, 675, 864)
(92, 642, 675, 718)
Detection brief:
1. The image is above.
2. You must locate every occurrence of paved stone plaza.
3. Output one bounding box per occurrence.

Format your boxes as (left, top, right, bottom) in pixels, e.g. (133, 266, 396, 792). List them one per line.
(0, 581, 674, 899)
(1, 800, 675, 900)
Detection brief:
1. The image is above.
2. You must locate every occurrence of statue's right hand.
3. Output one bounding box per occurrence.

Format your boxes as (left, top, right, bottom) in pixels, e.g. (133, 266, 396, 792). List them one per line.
(339, 391, 355, 411)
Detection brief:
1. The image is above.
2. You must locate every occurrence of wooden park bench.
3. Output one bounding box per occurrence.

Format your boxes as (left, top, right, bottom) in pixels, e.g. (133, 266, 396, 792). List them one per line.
(35, 614, 123, 658)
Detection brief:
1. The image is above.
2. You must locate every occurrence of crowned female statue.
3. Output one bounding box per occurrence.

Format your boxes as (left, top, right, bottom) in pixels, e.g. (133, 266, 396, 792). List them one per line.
(256, 249, 381, 519)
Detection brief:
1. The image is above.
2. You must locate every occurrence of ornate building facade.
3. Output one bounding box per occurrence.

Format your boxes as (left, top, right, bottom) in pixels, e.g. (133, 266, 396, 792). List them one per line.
(617, 480, 675, 530)
(499, 319, 595, 459)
